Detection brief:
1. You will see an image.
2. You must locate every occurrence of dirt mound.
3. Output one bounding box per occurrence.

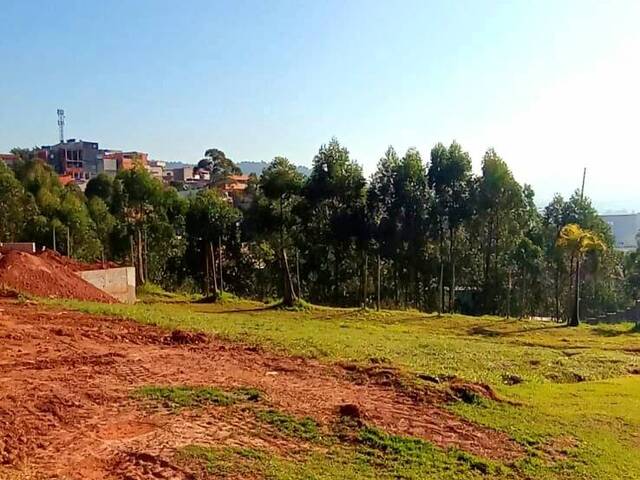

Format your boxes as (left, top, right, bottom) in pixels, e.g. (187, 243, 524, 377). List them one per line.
(110, 452, 195, 480)
(0, 251, 115, 302)
(37, 249, 118, 272)
(448, 381, 501, 403)
(163, 329, 209, 345)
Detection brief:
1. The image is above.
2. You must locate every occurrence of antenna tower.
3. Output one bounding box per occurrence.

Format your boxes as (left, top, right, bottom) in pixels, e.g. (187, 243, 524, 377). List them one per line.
(57, 109, 65, 143)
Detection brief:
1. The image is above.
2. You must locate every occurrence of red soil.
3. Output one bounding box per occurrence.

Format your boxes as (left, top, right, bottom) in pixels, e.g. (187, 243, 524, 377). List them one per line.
(37, 249, 119, 272)
(0, 300, 523, 479)
(0, 251, 115, 302)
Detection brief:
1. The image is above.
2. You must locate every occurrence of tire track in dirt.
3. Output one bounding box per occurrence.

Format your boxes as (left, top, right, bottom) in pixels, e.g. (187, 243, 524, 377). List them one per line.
(0, 300, 523, 478)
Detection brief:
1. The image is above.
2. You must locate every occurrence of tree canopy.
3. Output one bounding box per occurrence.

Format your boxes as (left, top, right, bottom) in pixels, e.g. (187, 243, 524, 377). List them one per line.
(0, 141, 633, 324)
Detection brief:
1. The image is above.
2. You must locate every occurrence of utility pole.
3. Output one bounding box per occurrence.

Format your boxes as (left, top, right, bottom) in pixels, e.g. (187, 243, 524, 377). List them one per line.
(52, 227, 56, 252)
(580, 167, 587, 201)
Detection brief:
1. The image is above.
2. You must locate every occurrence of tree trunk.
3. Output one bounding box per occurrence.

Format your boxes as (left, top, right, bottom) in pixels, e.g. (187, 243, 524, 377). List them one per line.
(449, 226, 456, 312)
(554, 262, 561, 322)
(438, 232, 444, 315)
(506, 269, 512, 318)
(377, 253, 381, 311)
(52, 228, 57, 252)
(129, 235, 135, 271)
(362, 251, 368, 308)
(137, 228, 145, 285)
(143, 228, 149, 283)
(296, 249, 301, 298)
(210, 241, 218, 293)
(204, 245, 210, 296)
(218, 236, 224, 293)
(281, 248, 298, 307)
(570, 254, 581, 326)
(394, 263, 399, 306)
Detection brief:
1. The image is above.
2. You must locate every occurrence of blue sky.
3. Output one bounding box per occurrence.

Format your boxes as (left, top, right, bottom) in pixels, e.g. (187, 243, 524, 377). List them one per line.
(1, 0, 639, 211)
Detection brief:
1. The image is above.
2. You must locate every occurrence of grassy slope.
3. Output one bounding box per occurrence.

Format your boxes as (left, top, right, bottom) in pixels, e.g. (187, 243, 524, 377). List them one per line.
(49, 299, 640, 479)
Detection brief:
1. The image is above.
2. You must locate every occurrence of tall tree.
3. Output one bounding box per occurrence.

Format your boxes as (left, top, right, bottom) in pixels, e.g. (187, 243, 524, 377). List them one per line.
(0, 161, 36, 242)
(185, 189, 241, 298)
(259, 156, 303, 306)
(427, 142, 472, 312)
(301, 138, 366, 305)
(474, 149, 527, 314)
(198, 148, 242, 186)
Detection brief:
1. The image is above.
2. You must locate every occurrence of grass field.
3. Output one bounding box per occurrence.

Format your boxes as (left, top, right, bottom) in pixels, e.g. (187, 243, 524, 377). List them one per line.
(50, 297, 640, 479)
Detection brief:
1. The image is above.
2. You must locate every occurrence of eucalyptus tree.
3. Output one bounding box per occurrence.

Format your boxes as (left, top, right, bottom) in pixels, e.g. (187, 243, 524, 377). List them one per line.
(367, 147, 401, 306)
(474, 149, 528, 314)
(198, 148, 242, 186)
(185, 189, 242, 297)
(301, 138, 366, 305)
(259, 156, 303, 306)
(427, 142, 473, 312)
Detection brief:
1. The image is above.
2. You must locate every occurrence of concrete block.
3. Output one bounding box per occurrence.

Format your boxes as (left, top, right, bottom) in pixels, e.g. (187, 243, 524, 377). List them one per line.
(77, 267, 136, 304)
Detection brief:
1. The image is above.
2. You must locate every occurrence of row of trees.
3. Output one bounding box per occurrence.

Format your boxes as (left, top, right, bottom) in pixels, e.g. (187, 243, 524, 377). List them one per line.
(0, 140, 634, 323)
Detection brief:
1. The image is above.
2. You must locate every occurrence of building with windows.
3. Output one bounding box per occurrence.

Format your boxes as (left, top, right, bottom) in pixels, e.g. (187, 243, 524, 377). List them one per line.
(601, 213, 640, 252)
(40, 139, 102, 180)
(146, 159, 165, 180)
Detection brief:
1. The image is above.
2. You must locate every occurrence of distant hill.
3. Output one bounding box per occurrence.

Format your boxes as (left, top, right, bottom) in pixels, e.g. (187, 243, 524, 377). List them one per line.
(238, 161, 311, 177)
(165, 161, 310, 177)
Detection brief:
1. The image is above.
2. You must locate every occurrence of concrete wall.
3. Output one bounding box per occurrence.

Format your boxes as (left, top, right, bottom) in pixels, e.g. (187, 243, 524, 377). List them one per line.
(0, 242, 36, 253)
(78, 267, 136, 304)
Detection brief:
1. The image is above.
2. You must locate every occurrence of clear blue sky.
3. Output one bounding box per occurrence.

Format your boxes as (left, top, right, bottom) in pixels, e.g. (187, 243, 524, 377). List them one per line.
(1, 0, 639, 211)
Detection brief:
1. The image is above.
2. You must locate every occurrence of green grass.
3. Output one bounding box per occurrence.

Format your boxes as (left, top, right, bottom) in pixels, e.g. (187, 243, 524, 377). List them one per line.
(176, 444, 268, 477)
(55, 299, 639, 385)
(136, 282, 202, 303)
(46, 298, 640, 479)
(134, 385, 262, 409)
(256, 409, 322, 442)
(175, 428, 512, 480)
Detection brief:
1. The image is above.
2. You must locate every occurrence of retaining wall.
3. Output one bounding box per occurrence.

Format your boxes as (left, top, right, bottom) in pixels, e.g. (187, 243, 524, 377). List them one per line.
(77, 267, 136, 304)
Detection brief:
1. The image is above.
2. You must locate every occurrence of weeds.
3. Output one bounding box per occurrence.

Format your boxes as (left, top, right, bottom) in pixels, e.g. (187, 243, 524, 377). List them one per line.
(134, 385, 262, 409)
(256, 409, 321, 441)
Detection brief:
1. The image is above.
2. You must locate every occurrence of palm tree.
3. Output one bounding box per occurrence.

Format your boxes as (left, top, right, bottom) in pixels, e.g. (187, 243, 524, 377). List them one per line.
(556, 224, 606, 326)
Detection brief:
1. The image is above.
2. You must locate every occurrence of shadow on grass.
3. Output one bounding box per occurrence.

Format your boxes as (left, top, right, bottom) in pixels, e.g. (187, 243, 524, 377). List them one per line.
(467, 324, 564, 338)
(591, 323, 640, 337)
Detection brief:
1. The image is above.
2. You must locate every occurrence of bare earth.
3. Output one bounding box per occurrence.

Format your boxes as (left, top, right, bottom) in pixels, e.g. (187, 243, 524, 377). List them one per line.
(0, 300, 521, 479)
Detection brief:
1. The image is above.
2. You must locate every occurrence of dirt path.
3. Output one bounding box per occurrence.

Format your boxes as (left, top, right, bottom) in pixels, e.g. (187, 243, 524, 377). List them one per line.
(0, 300, 521, 479)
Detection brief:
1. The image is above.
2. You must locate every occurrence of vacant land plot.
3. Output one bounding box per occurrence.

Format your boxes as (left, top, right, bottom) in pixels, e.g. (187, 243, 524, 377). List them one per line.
(1, 298, 639, 479)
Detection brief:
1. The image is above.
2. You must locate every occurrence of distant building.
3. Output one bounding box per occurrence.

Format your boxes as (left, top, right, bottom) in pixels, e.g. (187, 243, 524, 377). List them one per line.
(601, 213, 640, 252)
(120, 151, 149, 170)
(146, 160, 165, 181)
(0, 153, 18, 167)
(100, 150, 150, 175)
(219, 174, 251, 208)
(100, 151, 120, 176)
(171, 166, 195, 183)
(40, 139, 102, 180)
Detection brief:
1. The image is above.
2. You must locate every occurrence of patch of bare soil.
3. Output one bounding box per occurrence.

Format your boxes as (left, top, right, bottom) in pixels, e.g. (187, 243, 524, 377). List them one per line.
(0, 300, 523, 478)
